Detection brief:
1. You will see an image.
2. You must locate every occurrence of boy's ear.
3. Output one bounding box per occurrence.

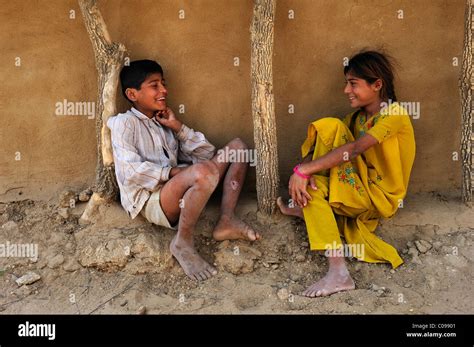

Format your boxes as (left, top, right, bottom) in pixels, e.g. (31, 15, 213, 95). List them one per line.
(125, 88, 138, 101)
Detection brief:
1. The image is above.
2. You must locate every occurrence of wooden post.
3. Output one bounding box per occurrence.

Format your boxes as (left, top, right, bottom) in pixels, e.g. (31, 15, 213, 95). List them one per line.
(250, 0, 280, 215)
(78, 0, 127, 223)
(460, 0, 473, 205)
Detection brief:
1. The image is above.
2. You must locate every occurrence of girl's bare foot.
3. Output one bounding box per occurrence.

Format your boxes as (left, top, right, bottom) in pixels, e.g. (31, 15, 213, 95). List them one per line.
(170, 235, 218, 281)
(213, 215, 261, 241)
(302, 257, 355, 297)
(277, 197, 304, 219)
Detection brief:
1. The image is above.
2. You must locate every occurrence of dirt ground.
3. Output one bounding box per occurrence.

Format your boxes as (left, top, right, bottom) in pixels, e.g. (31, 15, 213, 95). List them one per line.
(0, 190, 472, 314)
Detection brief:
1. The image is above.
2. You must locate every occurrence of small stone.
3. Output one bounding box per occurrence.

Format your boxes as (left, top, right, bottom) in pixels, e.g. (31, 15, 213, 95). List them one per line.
(370, 284, 385, 291)
(403, 283, 411, 288)
(120, 300, 128, 307)
(47, 254, 65, 269)
(63, 258, 80, 272)
(15, 272, 41, 286)
(271, 264, 279, 270)
(58, 208, 69, 219)
(433, 241, 443, 251)
(295, 255, 305, 262)
(58, 190, 77, 208)
(390, 269, 395, 274)
(415, 240, 432, 254)
(137, 305, 146, 315)
(262, 262, 270, 268)
(277, 288, 289, 301)
(300, 241, 309, 248)
(78, 189, 92, 202)
(406, 241, 415, 248)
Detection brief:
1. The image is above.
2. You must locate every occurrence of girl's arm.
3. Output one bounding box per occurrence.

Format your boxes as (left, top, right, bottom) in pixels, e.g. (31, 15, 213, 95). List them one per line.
(299, 134, 378, 176)
(289, 134, 378, 208)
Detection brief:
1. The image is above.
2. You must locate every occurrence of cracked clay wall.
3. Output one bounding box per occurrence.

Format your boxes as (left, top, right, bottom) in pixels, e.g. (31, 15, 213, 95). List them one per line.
(0, 0, 465, 202)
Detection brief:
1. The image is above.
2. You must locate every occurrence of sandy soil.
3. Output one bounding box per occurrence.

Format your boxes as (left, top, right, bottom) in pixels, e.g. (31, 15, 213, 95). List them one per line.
(0, 191, 472, 314)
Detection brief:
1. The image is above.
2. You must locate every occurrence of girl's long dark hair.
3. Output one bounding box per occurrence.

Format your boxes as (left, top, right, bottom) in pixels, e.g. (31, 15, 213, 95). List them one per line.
(344, 50, 397, 102)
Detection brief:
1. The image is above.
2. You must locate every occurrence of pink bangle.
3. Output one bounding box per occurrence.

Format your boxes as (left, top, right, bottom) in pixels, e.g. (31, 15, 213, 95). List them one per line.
(293, 164, 310, 179)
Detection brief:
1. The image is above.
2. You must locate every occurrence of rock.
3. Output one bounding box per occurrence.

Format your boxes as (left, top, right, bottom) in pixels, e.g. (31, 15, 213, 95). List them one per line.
(300, 241, 309, 248)
(403, 283, 411, 288)
(271, 264, 279, 270)
(78, 238, 133, 271)
(57, 208, 69, 219)
(408, 247, 422, 265)
(120, 300, 128, 307)
(390, 269, 395, 274)
(214, 243, 259, 275)
(58, 190, 77, 208)
(63, 258, 81, 272)
(2, 221, 19, 232)
(47, 254, 65, 269)
(262, 262, 270, 268)
(137, 305, 147, 315)
(415, 240, 432, 254)
(406, 241, 415, 248)
(433, 241, 443, 251)
(15, 272, 41, 286)
(16, 285, 32, 296)
(78, 189, 92, 202)
(295, 255, 306, 262)
(277, 288, 289, 301)
(370, 284, 386, 291)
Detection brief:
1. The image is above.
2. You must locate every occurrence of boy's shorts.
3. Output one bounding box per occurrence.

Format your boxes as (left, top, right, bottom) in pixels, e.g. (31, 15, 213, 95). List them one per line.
(140, 189, 177, 230)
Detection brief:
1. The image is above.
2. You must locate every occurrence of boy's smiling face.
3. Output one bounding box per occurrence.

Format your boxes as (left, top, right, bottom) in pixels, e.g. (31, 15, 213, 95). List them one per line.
(125, 72, 168, 117)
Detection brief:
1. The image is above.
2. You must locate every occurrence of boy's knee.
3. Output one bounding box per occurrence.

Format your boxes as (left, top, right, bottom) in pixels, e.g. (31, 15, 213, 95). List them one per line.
(191, 162, 220, 188)
(228, 137, 248, 150)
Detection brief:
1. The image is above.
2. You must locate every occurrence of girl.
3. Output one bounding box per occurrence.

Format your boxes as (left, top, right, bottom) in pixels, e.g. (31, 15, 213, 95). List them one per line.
(277, 50, 416, 297)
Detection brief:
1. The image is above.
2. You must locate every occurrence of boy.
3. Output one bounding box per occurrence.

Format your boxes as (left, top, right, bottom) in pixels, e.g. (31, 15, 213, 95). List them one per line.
(108, 60, 260, 281)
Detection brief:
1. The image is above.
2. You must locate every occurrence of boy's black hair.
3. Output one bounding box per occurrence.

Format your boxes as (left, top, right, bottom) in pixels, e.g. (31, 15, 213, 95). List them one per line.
(120, 59, 164, 102)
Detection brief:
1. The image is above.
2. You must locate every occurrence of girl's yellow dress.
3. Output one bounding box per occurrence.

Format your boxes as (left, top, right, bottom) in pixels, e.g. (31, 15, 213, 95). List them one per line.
(300, 102, 416, 268)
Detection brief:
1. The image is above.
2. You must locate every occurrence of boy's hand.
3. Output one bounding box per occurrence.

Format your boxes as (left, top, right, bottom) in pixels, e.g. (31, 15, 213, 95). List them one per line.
(155, 107, 183, 133)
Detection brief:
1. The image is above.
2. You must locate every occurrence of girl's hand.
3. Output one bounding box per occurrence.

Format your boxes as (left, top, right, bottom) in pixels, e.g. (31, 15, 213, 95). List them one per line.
(289, 173, 317, 208)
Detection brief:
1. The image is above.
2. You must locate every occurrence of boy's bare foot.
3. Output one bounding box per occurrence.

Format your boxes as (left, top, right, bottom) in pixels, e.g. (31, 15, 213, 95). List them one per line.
(277, 197, 304, 219)
(302, 269, 355, 297)
(213, 215, 261, 241)
(170, 235, 217, 281)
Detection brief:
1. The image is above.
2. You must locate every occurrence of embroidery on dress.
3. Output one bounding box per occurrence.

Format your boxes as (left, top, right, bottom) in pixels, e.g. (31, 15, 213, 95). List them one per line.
(337, 165, 364, 194)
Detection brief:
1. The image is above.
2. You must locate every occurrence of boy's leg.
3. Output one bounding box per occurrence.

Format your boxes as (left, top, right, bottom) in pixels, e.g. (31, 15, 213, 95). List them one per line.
(159, 161, 220, 281)
(210, 138, 260, 241)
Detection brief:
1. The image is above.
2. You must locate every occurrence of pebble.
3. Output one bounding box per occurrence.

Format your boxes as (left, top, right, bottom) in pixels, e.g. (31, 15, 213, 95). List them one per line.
(295, 255, 306, 262)
(58, 208, 69, 219)
(137, 305, 147, 315)
(277, 288, 289, 301)
(78, 189, 92, 202)
(300, 241, 309, 248)
(415, 240, 432, 254)
(403, 283, 411, 288)
(15, 272, 41, 286)
(120, 300, 128, 307)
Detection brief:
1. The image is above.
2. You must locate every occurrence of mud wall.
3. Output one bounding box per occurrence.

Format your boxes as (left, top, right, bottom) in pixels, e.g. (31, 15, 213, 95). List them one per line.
(0, 0, 465, 202)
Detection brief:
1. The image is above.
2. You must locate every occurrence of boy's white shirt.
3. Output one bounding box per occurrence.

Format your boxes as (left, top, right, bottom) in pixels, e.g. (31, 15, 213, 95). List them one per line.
(107, 107, 216, 219)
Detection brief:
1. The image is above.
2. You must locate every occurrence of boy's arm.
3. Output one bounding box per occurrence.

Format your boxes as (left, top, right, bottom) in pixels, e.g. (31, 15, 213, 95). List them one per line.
(111, 117, 172, 190)
(154, 107, 215, 163)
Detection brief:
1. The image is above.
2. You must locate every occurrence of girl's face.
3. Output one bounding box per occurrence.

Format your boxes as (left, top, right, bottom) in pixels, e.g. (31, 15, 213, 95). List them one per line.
(344, 73, 382, 110)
